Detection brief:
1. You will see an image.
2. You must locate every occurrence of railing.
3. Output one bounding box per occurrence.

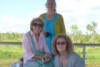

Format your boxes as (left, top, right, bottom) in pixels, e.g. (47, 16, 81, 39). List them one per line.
(0, 42, 21, 45)
(0, 42, 100, 67)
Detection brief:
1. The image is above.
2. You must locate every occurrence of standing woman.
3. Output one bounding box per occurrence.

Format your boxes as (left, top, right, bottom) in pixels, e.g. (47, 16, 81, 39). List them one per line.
(22, 18, 53, 67)
(53, 34, 84, 67)
(39, 0, 66, 54)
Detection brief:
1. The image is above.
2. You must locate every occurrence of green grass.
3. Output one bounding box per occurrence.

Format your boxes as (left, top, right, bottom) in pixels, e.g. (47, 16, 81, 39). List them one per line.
(74, 46, 100, 66)
(0, 45, 100, 67)
(0, 45, 22, 67)
(0, 45, 22, 58)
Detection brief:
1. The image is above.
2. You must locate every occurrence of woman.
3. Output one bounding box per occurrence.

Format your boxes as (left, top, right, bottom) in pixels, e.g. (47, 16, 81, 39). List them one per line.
(22, 18, 53, 67)
(53, 34, 84, 67)
(39, 0, 66, 54)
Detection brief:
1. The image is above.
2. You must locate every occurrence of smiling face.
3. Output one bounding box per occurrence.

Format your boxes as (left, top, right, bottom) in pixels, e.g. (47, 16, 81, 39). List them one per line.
(56, 37, 67, 53)
(46, 0, 56, 12)
(32, 21, 43, 35)
(53, 35, 73, 55)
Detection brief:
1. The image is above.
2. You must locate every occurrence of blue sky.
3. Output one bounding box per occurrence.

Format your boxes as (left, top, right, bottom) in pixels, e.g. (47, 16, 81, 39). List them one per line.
(0, 0, 100, 34)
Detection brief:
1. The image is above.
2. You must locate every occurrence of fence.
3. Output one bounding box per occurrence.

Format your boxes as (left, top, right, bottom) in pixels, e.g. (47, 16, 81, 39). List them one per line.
(0, 42, 100, 67)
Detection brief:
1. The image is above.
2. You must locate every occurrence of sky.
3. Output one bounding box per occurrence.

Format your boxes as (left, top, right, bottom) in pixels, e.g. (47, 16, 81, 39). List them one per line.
(0, 0, 100, 34)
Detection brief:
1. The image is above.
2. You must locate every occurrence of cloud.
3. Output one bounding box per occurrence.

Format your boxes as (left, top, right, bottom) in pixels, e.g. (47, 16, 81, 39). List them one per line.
(0, 15, 29, 33)
(0, 9, 46, 33)
(57, 0, 100, 16)
(56, 0, 100, 33)
(0, 0, 100, 33)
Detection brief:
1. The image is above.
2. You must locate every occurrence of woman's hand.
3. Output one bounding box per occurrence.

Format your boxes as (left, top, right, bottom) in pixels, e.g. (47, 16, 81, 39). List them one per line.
(42, 53, 50, 63)
(43, 31, 51, 37)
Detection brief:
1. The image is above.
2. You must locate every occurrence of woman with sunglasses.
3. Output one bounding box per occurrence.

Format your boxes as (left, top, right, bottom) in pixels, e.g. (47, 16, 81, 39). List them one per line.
(52, 34, 84, 67)
(39, 0, 66, 54)
(22, 18, 54, 67)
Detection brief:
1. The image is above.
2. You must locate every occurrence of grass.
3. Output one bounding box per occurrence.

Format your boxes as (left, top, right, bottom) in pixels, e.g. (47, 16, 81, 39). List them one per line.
(74, 46, 100, 66)
(0, 45, 100, 67)
(0, 45, 22, 67)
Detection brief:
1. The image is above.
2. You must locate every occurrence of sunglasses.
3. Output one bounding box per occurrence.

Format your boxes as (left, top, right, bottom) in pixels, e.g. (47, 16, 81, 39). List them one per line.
(56, 42, 66, 45)
(32, 23, 43, 27)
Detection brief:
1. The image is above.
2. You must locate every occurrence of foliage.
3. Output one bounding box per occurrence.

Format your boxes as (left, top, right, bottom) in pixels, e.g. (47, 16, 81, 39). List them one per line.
(0, 32, 23, 42)
(86, 21, 97, 35)
(69, 22, 100, 43)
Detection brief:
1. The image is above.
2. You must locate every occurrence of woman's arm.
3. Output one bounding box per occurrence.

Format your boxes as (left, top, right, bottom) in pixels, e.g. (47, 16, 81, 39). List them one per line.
(22, 34, 35, 60)
(74, 53, 85, 67)
(54, 14, 66, 34)
(31, 54, 43, 59)
(75, 57, 85, 67)
(59, 14, 66, 34)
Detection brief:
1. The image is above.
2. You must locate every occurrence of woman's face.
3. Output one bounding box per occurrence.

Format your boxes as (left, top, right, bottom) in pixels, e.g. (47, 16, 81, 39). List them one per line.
(46, 0, 56, 12)
(56, 37, 66, 53)
(32, 21, 43, 35)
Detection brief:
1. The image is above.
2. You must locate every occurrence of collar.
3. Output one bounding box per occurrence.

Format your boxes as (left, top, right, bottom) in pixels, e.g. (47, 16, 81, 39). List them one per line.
(29, 30, 44, 37)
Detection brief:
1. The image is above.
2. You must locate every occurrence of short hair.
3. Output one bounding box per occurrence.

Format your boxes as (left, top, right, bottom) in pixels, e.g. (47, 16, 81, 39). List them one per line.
(52, 34, 73, 55)
(30, 17, 44, 31)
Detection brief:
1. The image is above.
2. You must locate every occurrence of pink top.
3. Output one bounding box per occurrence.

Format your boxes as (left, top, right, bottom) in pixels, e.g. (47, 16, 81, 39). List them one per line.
(22, 31, 50, 63)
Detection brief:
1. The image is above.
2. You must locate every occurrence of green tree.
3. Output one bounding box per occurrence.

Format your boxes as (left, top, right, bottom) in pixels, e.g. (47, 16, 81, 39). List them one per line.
(70, 24, 82, 43)
(86, 21, 97, 35)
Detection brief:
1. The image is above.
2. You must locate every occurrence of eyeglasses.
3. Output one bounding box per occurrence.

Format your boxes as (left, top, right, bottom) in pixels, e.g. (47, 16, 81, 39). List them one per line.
(56, 42, 66, 45)
(32, 23, 43, 27)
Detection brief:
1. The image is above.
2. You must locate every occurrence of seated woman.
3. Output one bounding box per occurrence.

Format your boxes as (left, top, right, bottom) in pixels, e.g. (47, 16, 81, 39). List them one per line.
(52, 34, 85, 67)
(22, 18, 53, 67)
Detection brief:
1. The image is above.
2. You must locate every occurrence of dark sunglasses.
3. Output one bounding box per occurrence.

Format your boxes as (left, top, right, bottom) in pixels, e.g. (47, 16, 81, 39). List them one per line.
(32, 23, 43, 27)
(56, 42, 66, 45)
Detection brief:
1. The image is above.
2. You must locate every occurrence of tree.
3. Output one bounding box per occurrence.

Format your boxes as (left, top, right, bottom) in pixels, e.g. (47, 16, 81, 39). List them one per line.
(70, 24, 82, 43)
(86, 21, 97, 35)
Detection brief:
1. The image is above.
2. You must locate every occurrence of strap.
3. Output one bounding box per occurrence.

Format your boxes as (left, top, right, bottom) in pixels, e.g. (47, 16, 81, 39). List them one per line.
(28, 31, 37, 50)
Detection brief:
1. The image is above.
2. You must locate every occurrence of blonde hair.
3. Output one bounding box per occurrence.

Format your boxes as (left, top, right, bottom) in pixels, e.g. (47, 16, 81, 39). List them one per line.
(30, 17, 44, 31)
(52, 34, 73, 55)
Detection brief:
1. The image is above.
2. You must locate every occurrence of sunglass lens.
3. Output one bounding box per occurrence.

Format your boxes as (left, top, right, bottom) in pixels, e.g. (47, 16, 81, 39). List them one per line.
(57, 42, 65, 45)
(32, 23, 37, 26)
(38, 24, 43, 27)
(61, 42, 65, 45)
(32, 23, 43, 27)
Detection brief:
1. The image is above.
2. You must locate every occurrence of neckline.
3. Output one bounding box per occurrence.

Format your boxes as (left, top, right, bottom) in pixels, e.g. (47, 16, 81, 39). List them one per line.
(45, 13, 56, 20)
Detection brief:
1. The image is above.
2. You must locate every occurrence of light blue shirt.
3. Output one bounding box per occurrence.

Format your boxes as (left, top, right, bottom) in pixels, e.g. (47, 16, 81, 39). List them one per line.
(43, 13, 58, 54)
(54, 52, 85, 67)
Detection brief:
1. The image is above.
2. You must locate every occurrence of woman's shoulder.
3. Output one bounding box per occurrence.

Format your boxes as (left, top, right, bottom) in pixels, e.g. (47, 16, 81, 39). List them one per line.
(55, 13, 63, 21)
(25, 31, 30, 35)
(70, 52, 84, 66)
(70, 52, 81, 58)
(69, 52, 84, 62)
(23, 31, 30, 37)
(39, 13, 46, 18)
(56, 13, 63, 17)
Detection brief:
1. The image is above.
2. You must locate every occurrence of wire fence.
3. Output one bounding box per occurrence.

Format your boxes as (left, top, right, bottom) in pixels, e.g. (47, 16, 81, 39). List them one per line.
(0, 42, 100, 67)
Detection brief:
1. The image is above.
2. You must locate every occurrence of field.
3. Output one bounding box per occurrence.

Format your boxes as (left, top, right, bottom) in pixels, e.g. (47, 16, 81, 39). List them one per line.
(0, 45, 100, 67)
(0, 45, 22, 67)
(74, 46, 100, 67)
